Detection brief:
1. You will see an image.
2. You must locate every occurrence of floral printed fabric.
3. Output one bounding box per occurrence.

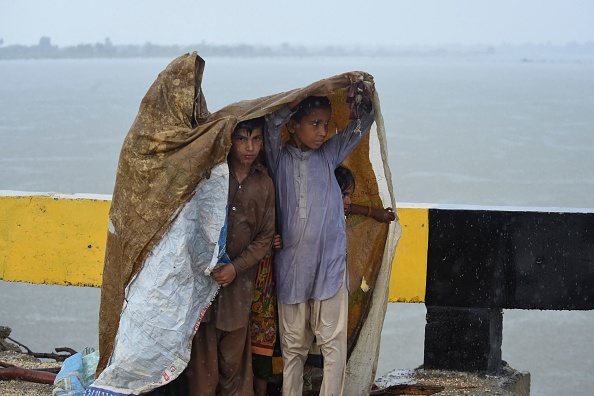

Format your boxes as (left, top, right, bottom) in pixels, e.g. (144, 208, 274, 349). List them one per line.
(250, 252, 277, 356)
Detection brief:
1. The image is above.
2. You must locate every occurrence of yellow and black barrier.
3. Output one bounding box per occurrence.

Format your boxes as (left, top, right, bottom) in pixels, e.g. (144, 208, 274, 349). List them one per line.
(2, 192, 593, 373)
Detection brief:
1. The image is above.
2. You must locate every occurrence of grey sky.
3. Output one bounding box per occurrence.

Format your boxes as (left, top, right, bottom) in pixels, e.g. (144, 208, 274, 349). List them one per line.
(2, 0, 593, 47)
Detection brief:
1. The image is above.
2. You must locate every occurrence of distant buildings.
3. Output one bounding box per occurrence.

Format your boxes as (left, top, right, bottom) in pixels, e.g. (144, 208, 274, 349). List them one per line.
(1, 38, 593, 60)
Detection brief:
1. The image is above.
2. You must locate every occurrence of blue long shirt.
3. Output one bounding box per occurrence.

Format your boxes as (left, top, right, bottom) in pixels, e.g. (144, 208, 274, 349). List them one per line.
(264, 106, 375, 304)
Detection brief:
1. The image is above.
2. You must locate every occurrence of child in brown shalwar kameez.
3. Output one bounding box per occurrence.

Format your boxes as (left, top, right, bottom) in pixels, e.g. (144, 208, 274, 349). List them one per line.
(187, 117, 276, 396)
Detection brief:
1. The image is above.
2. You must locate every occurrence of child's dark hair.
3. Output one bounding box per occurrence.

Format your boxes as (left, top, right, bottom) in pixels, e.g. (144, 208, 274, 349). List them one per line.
(234, 116, 265, 135)
(335, 165, 355, 194)
(291, 96, 331, 123)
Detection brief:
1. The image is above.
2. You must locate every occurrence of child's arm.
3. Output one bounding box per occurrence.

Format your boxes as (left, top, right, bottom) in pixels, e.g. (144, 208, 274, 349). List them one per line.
(325, 108, 375, 167)
(216, 183, 276, 287)
(326, 75, 376, 167)
(349, 204, 397, 224)
(264, 103, 298, 177)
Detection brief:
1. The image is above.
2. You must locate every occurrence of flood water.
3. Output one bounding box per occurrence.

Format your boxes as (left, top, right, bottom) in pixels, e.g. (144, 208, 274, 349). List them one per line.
(1, 54, 594, 394)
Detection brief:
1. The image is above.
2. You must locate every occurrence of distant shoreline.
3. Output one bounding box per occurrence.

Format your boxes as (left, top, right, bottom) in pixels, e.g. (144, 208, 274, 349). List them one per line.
(1, 38, 593, 60)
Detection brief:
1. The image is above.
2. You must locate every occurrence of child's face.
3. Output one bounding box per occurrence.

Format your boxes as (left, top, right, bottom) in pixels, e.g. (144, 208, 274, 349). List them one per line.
(288, 107, 332, 151)
(229, 127, 263, 167)
(342, 185, 354, 215)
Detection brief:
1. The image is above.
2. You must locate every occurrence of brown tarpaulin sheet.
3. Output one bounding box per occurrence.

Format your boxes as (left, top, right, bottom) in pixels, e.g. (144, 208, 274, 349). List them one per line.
(97, 51, 393, 378)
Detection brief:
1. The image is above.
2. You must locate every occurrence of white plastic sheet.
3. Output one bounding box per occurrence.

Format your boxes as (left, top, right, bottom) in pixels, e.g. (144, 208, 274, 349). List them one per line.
(86, 163, 228, 396)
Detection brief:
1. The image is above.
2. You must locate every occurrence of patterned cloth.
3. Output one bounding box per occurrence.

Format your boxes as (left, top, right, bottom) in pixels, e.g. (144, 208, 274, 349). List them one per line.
(250, 251, 277, 356)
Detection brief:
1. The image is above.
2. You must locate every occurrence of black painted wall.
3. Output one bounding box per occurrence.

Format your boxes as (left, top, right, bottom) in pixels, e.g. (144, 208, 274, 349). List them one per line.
(424, 306, 502, 372)
(425, 209, 594, 310)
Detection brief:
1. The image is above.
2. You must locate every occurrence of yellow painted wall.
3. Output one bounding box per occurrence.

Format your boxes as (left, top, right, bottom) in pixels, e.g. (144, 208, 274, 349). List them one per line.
(389, 207, 428, 303)
(0, 193, 426, 301)
(0, 194, 110, 287)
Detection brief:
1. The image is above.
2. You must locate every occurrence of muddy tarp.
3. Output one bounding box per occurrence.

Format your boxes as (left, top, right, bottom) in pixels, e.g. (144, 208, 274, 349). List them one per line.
(92, 52, 400, 395)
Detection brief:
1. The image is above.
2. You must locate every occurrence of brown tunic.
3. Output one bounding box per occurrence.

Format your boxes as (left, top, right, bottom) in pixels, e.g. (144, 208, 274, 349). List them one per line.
(202, 163, 276, 331)
(188, 163, 275, 395)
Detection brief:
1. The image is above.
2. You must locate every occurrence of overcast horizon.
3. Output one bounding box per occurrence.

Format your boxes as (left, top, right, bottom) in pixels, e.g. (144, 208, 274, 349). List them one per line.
(2, 0, 593, 48)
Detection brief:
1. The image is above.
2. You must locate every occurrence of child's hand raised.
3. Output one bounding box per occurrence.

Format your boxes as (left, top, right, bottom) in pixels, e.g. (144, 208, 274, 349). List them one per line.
(210, 263, 237, 287)
(347, 72, 374, 120)
(344, 70, 371, 81)
(302, 71, 375, 99)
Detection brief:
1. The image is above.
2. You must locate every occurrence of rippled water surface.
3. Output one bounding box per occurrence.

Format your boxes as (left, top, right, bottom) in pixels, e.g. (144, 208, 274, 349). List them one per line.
(1, 55, 593, 394)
